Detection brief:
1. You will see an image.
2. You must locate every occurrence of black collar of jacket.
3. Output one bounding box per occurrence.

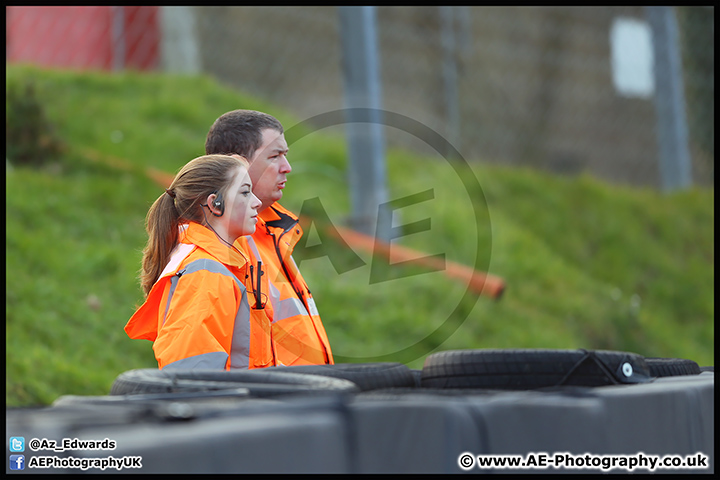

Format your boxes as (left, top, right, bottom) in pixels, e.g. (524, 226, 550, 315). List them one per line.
(265, 206, 298, 233)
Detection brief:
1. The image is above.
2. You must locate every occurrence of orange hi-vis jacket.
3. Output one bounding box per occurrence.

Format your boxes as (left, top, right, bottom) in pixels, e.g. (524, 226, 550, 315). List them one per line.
(125, 222, 259, 369)
(235, 202, 333, 367)
(124, 205, 333, 369)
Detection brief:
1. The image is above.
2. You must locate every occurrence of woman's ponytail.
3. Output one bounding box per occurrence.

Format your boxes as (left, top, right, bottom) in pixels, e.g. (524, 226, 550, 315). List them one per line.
(140, 190, 181, 296)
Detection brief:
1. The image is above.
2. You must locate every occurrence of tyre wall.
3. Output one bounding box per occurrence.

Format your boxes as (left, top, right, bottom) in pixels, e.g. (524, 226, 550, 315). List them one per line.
(6, 370, 713, 474)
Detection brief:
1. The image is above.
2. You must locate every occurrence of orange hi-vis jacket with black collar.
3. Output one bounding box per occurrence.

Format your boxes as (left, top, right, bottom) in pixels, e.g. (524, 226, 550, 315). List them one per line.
(235, 202, 333, 367)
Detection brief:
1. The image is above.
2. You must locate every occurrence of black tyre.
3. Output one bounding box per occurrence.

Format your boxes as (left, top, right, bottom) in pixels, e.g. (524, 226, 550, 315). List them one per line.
(264, 363, 417, 391)
(410, 369, 422, 388)
(110, 368, 359, 398)
(644, 357, 701, 377)
(421, 349, 651, 390)
(51, 389, 283, 423)
(53, 388, 252, 407)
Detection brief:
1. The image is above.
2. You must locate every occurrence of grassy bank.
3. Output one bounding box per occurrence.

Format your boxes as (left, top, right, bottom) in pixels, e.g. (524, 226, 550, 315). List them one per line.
(6, 65, 714, 406)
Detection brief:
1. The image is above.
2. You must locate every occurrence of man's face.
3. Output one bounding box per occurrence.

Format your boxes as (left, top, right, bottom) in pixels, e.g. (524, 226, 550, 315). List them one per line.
(247, 128, 291, 212)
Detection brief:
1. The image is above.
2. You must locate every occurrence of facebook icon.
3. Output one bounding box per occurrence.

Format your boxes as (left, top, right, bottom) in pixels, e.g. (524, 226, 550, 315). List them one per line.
(10, 454, 25, 470)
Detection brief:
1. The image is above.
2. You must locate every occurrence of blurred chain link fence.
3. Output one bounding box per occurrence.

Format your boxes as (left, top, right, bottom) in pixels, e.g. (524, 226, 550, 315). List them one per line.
(7, 6, 714, 189)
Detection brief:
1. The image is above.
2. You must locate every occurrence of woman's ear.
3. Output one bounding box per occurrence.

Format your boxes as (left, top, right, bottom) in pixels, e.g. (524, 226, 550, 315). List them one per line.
(209, 191, 225, 217)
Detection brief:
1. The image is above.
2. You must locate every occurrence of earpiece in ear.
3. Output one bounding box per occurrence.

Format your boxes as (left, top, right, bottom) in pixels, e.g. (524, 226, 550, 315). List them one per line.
(211, 191, 225, 217)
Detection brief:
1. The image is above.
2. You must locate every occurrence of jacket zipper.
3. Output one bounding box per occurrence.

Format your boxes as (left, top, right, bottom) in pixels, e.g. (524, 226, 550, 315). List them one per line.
(269, 224, 330, 364)
(268, 226, 308, 309)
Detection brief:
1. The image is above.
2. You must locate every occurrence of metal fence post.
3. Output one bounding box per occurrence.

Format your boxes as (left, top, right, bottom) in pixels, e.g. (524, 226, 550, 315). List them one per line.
(645, 6, 693, 191)
(338, 6, 389, 239)
(160, 6, 200, 73)
(440, 6, 461, 157)
(111, 6, 125, 71)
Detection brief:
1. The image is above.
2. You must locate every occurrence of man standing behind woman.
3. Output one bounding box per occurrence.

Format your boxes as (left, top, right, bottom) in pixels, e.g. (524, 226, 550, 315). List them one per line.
(125, 111, 334, 369)
(205, 110, 334, 368)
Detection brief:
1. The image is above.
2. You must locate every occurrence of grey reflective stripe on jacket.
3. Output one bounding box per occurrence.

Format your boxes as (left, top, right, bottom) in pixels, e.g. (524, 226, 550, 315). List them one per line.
(246, 237, 262, 263)
(268, 282, 308, 323)
(163, 351, 229, 370)
(161, 258, 251, 370)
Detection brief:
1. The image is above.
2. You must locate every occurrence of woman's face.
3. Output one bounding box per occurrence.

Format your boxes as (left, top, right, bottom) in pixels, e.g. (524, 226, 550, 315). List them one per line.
(220, 166, 262, 240)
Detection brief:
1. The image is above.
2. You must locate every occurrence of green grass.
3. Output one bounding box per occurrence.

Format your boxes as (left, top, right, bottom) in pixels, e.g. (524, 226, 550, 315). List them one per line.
(6, 64, 714, 406)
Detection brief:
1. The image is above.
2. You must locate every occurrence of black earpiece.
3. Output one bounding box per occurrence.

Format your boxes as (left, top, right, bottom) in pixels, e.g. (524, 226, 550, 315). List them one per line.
(211, 191, 225, 217)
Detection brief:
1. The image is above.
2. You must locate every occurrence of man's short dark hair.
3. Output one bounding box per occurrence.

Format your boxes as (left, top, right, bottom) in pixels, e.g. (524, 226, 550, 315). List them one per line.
(205, 110, 284, 159)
